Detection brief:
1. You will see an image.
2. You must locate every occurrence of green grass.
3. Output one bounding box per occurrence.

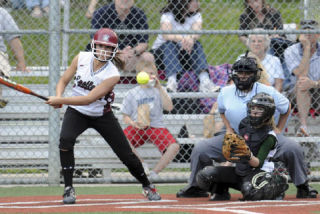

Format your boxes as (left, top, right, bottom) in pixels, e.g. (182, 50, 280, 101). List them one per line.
(6, 0, 302, 68)
(0, 183, 318, 197)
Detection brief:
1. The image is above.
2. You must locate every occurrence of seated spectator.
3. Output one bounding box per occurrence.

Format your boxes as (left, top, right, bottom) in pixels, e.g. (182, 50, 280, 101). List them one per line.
(0, 7, 29, 107)
(284, 19, 320, 137)
(246, 29, 285, 92)
(90, 0, 152, 73)
(150, 0, 219, 93)
(121, 60, 180, 180)
(239, 0, 283, 46)
(26, 0, 49, 18)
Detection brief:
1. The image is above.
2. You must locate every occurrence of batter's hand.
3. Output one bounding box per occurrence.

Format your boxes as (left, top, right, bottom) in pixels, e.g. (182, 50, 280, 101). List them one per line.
(46, 96, 63, 108)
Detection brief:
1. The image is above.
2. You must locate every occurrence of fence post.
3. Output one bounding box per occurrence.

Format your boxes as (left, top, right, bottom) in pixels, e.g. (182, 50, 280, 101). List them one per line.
(62, 0, 70, 67)
(48, 0, 61, 186)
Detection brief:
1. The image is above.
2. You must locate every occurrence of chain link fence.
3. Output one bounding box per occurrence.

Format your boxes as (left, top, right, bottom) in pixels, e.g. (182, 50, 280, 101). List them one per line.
(0, 0, 319, 184)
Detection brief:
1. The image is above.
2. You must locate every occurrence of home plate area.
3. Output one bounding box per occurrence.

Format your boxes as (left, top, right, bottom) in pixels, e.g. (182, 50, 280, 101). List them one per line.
(0, 194, 319, 213)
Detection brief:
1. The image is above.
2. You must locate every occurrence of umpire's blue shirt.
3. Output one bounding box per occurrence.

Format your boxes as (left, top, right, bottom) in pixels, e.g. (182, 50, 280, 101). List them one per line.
(218, 82, 290, 134)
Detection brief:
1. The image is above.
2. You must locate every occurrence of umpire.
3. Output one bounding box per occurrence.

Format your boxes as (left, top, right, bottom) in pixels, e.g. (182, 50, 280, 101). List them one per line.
(176, 53, 318, 200)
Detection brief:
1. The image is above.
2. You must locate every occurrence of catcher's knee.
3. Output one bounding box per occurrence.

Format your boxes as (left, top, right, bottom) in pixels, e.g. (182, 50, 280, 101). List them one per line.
(196, 166, 218, 191)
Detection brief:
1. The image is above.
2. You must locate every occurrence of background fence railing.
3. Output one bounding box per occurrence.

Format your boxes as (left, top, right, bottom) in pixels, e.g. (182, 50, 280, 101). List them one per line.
(0, 0, 319, 185)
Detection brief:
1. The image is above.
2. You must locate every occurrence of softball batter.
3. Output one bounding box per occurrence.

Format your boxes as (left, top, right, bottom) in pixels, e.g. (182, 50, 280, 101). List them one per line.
(46, 28, 161, 204)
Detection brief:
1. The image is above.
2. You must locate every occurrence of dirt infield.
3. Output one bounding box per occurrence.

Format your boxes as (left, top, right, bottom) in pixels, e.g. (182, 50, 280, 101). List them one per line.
(0, 194, 319, 213)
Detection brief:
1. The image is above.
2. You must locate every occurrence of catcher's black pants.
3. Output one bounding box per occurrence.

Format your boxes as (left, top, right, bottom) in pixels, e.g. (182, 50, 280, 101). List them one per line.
(59, 107, 149, 186)
(209, 166, 261, 194)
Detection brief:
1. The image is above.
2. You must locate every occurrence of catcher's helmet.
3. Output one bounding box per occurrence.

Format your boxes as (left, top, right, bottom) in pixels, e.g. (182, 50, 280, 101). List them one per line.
(231, 52, 261, 90)
(247, 92, 275, 127)
(241, 171, 289, 201)
(91, 28, 118, 62)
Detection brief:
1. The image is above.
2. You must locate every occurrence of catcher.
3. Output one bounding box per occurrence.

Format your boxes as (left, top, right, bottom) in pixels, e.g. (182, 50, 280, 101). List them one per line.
(196, 92, 289, 201)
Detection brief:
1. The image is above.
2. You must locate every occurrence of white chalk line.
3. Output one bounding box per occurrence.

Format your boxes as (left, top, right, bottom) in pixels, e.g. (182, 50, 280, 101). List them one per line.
(121, 200, 320, 214)
(0, 198, 175, 209)
(0, 197, 319, 214)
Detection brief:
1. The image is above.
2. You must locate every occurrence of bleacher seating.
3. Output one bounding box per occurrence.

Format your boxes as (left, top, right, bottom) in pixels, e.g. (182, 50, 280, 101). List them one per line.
(1, 67, 319, 183)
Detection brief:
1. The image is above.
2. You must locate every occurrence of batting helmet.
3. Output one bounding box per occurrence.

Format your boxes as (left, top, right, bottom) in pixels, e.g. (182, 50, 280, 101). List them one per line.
(247, 92, 275, 128)
(91, 28, 118, 62)
(231, 52, 262, 91)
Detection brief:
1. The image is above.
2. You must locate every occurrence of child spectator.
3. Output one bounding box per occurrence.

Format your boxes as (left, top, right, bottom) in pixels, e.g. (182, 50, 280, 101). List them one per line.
(121, 60, 180, 180)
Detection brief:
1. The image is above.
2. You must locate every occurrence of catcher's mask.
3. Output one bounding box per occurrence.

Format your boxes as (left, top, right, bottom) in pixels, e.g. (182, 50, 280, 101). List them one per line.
(91, 28, 118, 62)
(247, 92, 275, 127)
(231, 51, 261, 91)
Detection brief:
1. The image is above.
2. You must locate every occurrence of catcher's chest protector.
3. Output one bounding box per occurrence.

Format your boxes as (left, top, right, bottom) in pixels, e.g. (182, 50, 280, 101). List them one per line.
(236, 117, 271, 176)
(238, 117, 271, 156)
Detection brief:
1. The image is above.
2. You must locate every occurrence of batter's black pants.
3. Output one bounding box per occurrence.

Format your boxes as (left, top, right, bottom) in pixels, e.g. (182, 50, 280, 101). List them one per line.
(59, 107, 150, 186)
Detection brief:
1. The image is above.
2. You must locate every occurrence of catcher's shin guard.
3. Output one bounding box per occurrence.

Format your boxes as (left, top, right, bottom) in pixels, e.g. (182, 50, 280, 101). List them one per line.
(196, 166, 218, 191)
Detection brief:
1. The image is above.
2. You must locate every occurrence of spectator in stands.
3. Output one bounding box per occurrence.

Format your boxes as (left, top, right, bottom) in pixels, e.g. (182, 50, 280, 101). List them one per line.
(90, 0, 152, 72)
(122, 60, 180, 180)
(176, 54, 318, 200)
(25, 0, 49, 18)
(239, 0, 283, 46)
(245, 29, 285, 92)
(284, 20, 320, 137)
(0, 7, 29, 108)
(150, 0, 219, 93)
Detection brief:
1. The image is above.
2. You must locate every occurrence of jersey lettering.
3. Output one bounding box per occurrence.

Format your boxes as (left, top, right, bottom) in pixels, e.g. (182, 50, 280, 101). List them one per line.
(74, 75, 95, 91)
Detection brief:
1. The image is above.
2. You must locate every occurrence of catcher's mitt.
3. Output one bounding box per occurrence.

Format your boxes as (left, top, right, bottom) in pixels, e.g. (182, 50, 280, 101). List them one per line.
(222, 133, 252, 163)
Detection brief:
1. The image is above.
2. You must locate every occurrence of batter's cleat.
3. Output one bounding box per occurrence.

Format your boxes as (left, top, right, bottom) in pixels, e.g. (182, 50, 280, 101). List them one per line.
(143, 184, 161, 201)
(63, 186, 76, 204)
(176, 185, 209, 198)
(296, 185, 318, 198)
(0, 99, 8, 108)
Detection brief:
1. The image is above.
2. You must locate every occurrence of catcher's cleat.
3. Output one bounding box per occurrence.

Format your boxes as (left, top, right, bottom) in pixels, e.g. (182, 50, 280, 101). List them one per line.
(63, 186, 76, 204)
(296, 184, 318, 198)
(275, 192, 285, 200)
(210, 192, 231, 201)
(0, 99, 8, 108)
(176, 185, 209, 198)
(143, 184, 161, 201)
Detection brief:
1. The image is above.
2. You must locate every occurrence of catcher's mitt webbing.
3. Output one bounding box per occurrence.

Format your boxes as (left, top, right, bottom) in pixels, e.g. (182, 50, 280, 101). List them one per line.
(222, 133, 252, 162)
